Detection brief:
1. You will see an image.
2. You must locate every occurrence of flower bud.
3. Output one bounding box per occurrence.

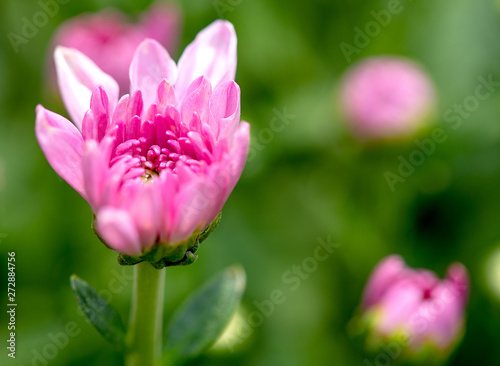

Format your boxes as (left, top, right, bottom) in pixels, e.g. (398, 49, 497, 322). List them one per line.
(352, 255, 469, 364)
(48, 2, 181, 92)
(340, 56, 437, 141)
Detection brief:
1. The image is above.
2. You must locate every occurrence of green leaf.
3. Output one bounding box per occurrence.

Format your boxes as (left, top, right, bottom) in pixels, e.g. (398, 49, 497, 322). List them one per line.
(163, 264, 246, 364)
(70, 274, 127, 350)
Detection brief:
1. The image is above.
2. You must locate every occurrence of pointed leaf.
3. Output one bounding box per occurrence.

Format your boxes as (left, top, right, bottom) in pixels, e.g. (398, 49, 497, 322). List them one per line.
(70, 274, 127, 350)
(163, 265, 246, 364)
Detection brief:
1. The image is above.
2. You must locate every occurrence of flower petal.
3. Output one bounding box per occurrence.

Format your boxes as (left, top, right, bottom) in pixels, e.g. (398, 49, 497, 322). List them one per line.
(55, 46, 119, 130)
(156, 79, 177, 115)
(129, 182, 163, 250)
(180, 76, 212, 128)
(35, 105, 86, 198)
(446, 263, 470, 306)
(82, 86, 111, 141)
(82, 138, 113, 210)
(157, 170, 177, 242)
(210, 81, 241, 142)
(176, 20, 236, 98)
(415, 282, 464, 350)
(376, 279, 422, 335)
(111, 94, 130, 126)
(169, 171, 211, 244)
(362, 255, 407, 309)
(129, 39, 177, 108)
(95, 207, 142, 256)
(222, 121, 250, 201)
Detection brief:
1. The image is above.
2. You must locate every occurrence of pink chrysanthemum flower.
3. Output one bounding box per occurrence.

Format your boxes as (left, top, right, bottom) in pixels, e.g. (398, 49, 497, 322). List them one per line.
(49, 2, 181, 92)
(340, 56, 436, 140)
(36, 21, 250, 265)
(360, 255, 469, 355)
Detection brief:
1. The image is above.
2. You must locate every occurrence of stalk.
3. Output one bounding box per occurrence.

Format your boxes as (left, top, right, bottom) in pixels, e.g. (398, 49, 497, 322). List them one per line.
(125, 262, 165, 366)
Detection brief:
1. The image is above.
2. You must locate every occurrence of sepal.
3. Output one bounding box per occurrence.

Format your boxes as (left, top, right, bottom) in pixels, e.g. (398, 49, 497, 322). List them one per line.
(117, 212, 222, 269)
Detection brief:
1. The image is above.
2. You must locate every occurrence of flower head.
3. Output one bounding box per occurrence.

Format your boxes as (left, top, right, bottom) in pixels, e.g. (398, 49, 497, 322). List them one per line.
(49, 2, 181, 92)
(36, 21, 250, 267)
(340, 56, 436, 140)
(357, 255, 469, 360)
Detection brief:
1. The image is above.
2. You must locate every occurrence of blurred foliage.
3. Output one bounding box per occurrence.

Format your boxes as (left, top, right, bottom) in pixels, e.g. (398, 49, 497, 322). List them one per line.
(1, 0, 500, 365)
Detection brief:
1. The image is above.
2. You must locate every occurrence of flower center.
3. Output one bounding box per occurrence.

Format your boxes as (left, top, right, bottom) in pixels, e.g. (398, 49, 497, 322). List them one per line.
(108, 113, 213, 185)
(422, 287, 433, 300)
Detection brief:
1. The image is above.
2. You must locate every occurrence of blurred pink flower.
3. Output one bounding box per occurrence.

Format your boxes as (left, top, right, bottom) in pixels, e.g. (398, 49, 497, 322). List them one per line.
(36, 20, 250, 258)
(49, 2, 181, 92)
(340, 56, 436, 140)
(361, 255, 469, 352)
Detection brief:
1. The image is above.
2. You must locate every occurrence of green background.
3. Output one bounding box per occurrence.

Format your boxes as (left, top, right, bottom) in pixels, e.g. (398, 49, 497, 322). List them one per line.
(1, 0, 500, 365)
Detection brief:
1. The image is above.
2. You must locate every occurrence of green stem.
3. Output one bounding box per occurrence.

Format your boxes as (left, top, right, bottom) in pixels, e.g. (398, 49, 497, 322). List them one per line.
(125, 262, 165, 366)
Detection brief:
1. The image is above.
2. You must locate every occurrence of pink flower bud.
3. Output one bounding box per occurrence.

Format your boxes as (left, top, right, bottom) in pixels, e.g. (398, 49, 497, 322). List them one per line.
(359, 255, 469, 358)
(36, 21, 250, 267)
(340, 56, 437, 140)
(49, 2, 182, 93)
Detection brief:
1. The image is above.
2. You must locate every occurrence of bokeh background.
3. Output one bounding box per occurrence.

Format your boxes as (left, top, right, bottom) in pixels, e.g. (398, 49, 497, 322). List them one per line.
(2, 0, 500, 365)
